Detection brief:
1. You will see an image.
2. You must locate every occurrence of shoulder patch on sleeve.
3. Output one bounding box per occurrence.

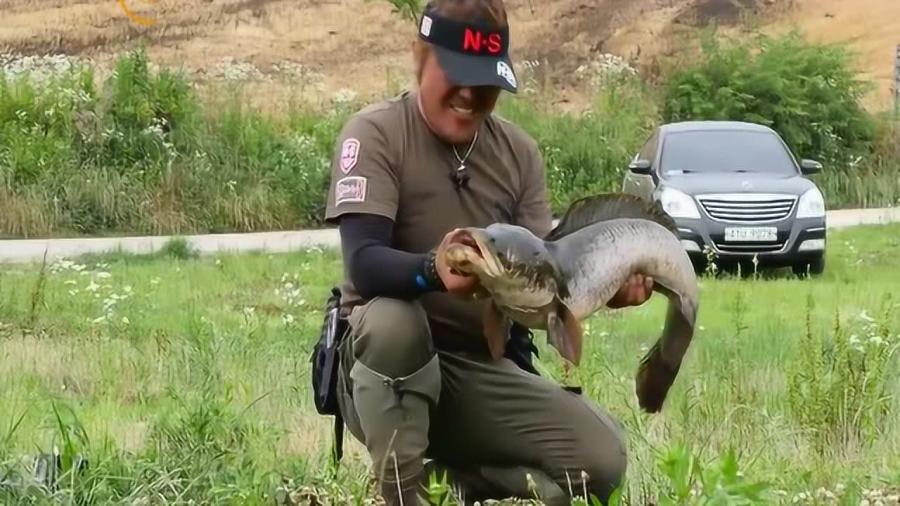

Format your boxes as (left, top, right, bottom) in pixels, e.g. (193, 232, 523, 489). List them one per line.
(339, 137, 361, 174)
(335, 176, 367, 205)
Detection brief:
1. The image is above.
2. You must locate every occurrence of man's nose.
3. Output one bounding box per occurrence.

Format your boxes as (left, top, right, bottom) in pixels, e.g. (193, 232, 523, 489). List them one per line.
(456, 87, 474, 102)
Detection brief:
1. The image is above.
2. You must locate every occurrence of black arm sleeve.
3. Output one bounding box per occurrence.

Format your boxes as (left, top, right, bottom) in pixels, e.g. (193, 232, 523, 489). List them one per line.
(339, 213, 443, 300)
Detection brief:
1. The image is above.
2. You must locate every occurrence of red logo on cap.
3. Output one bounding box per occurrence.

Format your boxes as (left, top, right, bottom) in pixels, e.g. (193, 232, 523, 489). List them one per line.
(463, 28, 502, 54)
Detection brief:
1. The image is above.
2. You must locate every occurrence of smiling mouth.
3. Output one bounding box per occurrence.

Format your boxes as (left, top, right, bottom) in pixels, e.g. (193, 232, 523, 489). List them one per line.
(450, 104, 475, 116)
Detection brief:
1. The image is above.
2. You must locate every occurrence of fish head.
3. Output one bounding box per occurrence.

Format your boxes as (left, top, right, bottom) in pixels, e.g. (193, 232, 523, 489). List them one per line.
(444, 224, 567, 307)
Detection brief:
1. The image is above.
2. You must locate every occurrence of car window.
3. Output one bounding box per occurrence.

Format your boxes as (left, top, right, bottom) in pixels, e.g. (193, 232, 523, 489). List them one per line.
(659, 130, 798, 175)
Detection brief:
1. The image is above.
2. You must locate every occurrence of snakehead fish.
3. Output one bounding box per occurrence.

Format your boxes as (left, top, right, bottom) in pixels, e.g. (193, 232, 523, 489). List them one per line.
(443, 193, 700, 413)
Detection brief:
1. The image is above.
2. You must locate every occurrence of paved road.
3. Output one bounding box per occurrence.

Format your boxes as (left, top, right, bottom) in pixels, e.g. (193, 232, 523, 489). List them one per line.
(1, 207, 898, 264)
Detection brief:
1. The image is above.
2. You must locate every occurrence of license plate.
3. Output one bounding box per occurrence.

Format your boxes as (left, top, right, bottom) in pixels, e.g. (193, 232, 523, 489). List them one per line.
(724, 227, 777, 242)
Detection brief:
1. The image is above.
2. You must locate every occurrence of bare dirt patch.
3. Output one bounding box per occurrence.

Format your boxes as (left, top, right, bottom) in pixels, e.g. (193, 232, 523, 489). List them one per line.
(1, 0, 896, 109)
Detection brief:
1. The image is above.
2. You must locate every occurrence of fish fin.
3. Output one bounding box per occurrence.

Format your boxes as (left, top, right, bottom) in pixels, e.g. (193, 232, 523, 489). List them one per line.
(546, 303, 583, 366)
(545, 192, 678, 241)
(635, 279, 697, 413)
(483, 301, 511, 360)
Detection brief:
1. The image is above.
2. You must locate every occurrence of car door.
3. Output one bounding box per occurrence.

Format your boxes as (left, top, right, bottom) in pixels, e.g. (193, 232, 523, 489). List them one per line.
(621, 129, 659, 201)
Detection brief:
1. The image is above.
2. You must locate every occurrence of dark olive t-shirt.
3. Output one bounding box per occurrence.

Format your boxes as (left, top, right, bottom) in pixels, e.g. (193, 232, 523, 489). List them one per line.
(324, 90, 552, 352)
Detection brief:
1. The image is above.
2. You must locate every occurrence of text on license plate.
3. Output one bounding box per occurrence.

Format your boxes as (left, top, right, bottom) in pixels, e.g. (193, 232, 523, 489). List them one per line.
(724, 227, 777, 242)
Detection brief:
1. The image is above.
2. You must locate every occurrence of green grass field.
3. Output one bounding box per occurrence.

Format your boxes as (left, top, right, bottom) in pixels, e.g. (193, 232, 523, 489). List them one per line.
(1, 224, 899, 504)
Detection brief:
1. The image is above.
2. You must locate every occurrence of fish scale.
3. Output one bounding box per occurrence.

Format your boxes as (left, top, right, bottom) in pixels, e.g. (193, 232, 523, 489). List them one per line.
(556, 218, 698, 321)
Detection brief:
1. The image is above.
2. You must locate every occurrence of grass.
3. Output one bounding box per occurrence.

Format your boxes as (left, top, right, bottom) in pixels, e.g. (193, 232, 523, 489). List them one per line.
(1, 42, 898, 240)
(0, 223, 899, 504)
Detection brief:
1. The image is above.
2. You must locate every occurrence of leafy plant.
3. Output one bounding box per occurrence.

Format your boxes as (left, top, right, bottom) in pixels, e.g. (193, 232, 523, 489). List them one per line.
(656, 442, 771, 505)
(662, 30, 876, 170)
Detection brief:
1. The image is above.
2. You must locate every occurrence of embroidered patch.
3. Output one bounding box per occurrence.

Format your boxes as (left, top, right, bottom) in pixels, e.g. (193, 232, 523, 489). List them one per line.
(420, 15, 432, 37)
(497, 61, 517, 89)
(339, 138, 360, 174)
(335, 176, 367, 205)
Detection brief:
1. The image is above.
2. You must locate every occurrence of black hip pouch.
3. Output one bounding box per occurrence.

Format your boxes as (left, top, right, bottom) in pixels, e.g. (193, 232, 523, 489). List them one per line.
(310, 286, 348, 416)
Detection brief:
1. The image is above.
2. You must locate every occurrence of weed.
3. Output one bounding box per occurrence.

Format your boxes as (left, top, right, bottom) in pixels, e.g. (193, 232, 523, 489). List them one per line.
(787, 294, 899, 454)
(158, 236, 198, 260)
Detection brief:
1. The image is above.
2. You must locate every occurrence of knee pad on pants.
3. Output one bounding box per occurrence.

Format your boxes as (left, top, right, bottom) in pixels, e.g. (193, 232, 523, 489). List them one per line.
(349, 354, 441, 482)
(348, 297, 434, 378)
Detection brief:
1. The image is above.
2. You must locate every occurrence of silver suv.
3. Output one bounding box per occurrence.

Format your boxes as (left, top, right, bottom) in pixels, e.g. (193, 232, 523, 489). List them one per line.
(622, 121, 827, 276)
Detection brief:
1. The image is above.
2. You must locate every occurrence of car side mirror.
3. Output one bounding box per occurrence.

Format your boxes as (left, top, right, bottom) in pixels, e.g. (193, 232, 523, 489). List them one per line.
(629, 159, 652, 175)
(800, 159, 822, 174)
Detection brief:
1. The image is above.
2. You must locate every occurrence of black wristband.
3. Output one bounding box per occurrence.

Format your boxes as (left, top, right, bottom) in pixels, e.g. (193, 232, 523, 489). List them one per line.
(417, 248, 446, 292)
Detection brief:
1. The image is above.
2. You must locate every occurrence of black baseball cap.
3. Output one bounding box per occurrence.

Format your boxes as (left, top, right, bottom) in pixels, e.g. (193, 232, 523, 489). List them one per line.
(417, 7, 519, 93)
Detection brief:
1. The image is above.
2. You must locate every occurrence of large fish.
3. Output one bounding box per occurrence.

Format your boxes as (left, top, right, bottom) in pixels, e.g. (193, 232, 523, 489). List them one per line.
(444, 193, 699, 413)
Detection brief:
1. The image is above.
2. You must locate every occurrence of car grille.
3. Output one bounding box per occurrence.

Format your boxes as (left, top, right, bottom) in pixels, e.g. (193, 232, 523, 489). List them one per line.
(713, 241, 786, 254)
(697, 194, 797, 223)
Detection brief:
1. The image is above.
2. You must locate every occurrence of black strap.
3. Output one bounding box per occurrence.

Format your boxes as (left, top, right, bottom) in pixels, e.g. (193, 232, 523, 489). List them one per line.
(332, 413, 344, 467)
(504, 323, 541, 376)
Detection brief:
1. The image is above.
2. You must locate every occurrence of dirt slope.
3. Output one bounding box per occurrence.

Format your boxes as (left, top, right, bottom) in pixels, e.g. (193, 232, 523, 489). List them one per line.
(1, 0, 897, 109)
(765, 0, 900, 110)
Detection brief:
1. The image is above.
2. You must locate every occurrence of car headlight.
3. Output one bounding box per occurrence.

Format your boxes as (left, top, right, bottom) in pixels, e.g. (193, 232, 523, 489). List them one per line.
(796, 188, 825, 218)
(659, 187, 701, 219)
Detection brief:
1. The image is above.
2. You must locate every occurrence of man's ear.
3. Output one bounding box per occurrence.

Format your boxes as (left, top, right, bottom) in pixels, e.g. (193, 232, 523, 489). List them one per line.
(412, 39, 429, 83)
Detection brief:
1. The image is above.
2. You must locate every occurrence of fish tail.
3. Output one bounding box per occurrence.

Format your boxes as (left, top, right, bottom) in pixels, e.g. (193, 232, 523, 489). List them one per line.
(635, 280, 697, 413)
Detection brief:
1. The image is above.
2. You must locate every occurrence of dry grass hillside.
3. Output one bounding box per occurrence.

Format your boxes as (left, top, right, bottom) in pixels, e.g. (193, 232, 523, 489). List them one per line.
(1, 0, 898, 110)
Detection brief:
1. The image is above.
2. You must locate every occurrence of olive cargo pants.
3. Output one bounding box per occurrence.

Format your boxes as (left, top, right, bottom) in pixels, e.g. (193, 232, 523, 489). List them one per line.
(336, 297, 628, 505)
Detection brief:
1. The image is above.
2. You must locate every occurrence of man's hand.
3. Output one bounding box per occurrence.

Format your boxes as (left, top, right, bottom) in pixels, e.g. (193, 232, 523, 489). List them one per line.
(607, 273, 654, 308)
(434, 229, 481, 296)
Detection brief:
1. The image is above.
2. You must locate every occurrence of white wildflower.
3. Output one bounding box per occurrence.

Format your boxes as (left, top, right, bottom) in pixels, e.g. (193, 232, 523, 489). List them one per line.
(86, 280, 100, 292)
(96, 272, 111, 279)
(332, 88, 357, 104)
(121, 316, 130, 325)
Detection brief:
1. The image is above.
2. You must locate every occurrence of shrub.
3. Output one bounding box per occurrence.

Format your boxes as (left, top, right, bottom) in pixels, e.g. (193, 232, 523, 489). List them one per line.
(662, 30, 877, 171)
(498, 73, 660, 214)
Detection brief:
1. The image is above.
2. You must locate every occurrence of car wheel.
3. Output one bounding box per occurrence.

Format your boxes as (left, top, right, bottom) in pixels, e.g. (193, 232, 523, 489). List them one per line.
(792, 255, 825, 278)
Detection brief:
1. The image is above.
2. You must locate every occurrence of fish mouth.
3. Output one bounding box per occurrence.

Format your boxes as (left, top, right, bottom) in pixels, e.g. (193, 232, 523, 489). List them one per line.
(444, 228, 504, 278)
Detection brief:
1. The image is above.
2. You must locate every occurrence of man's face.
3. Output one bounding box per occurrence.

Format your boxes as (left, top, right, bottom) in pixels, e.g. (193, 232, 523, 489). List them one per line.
(417, 49, 501, 145)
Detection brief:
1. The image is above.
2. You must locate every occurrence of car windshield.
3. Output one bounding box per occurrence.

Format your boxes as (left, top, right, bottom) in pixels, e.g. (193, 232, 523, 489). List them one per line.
(659, 130, 798, 175)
